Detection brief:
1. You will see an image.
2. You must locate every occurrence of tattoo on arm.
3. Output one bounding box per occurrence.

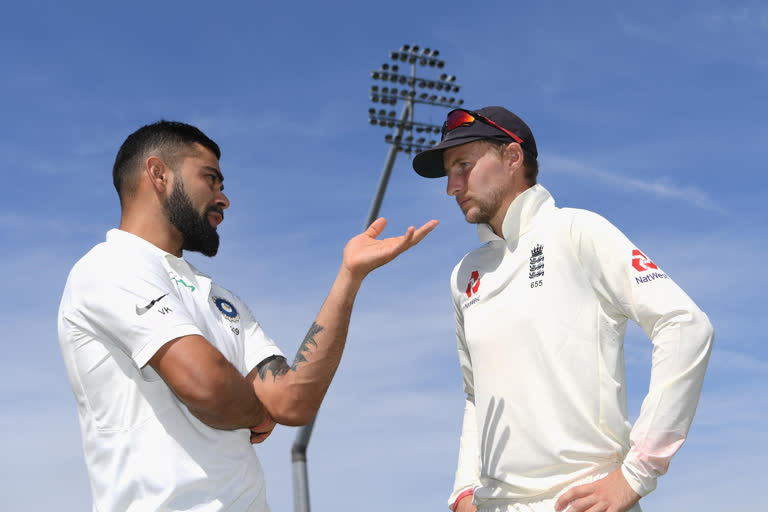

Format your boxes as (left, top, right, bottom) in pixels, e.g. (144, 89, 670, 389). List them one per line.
(257, 355, 290, 382)
(292, 322, 324, 371)
(255, 322, 325, 382)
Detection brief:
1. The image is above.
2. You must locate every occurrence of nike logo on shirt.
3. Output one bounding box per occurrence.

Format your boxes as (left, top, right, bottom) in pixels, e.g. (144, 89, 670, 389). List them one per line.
(135, 293, 169, 315)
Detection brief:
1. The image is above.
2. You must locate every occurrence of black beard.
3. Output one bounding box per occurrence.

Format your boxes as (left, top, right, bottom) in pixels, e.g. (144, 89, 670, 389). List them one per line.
(164, 179, 221, 257)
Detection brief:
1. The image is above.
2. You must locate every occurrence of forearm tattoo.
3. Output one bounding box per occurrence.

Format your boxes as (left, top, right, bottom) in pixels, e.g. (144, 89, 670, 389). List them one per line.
(257, 355, 290, 382)
(292, 322, 324, 371)
(256, 322, 325, 382)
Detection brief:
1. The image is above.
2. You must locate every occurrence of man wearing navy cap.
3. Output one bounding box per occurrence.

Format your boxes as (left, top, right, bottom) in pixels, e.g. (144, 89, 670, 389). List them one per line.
(413, 107, 713, 512)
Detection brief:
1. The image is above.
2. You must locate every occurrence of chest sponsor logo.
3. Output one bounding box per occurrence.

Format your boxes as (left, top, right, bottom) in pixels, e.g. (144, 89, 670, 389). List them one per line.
(631, 249, 669, 285)
(631, 249, 658, 272)
(212, 296, 240, 322)
(135, 293, 169, 316)
(465, 270, 481, 298)
(168, 271, 196, 292)
(463, 270, 481, 309)
(529, 244, 544, 288)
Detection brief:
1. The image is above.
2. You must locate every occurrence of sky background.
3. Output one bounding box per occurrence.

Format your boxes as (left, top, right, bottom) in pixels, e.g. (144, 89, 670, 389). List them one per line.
(1, 1, 766, 510)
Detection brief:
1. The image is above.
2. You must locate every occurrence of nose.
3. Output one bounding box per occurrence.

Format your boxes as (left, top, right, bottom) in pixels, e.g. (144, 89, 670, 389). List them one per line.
(216, 190, 230, 210)
(446, 172, 464, 197)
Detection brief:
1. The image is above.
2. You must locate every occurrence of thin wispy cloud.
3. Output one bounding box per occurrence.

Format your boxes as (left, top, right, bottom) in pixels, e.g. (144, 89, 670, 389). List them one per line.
(615, 13, 668, 44)
(694, 6, 768, 33)
(189, 105, 348, 140)
(544, 154, 728, 214)
(615, 6, 768, 71)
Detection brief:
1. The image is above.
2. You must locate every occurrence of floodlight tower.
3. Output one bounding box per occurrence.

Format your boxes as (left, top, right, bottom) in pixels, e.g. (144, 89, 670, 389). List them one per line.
(364, 44, 464, 226)
(290, 44, 463, 512)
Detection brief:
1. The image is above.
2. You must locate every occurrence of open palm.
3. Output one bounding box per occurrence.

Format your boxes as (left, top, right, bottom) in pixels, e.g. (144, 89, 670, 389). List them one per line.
(342, 217, 439, 280)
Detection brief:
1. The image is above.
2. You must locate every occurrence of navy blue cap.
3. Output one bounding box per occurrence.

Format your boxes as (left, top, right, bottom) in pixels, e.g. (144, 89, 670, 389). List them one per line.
(412, 106, 537, 178)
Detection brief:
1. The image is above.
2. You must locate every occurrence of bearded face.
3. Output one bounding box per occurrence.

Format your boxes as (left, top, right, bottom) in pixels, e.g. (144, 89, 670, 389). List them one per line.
(164, 176, 222, 257)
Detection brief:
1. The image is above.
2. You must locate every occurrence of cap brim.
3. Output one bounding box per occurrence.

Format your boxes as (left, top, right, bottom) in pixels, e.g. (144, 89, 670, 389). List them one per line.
(412, 135, 487, 178)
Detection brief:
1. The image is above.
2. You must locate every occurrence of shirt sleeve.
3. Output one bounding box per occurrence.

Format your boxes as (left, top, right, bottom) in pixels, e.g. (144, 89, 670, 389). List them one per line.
(62, 258, 203, 370)
(239, 301, 285, 372)
(448, 265, 482, 509)
(569, 210, 714, 497)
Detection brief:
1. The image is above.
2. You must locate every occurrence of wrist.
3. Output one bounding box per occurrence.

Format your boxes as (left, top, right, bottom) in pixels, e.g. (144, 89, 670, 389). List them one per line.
(336, 264, 365, 292)
(253, 412, 272, 430)
(452, 489, 473, 512)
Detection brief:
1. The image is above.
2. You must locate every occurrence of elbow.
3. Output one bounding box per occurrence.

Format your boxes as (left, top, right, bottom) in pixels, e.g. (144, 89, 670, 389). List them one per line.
(267, 386, 320, 427)
(273, 408, 316, 427)
(694, 309, 715, 353)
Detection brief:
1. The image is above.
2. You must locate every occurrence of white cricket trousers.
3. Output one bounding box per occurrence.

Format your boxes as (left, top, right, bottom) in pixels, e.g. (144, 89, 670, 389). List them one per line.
(475, 469, 643, 512)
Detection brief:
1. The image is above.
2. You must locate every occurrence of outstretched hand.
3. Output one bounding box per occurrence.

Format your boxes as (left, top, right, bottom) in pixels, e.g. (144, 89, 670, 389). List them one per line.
(341, 217, 439, 281)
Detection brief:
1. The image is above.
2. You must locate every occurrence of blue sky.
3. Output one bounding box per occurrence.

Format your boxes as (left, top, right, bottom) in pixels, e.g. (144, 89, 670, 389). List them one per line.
(1, 1, 765, 510)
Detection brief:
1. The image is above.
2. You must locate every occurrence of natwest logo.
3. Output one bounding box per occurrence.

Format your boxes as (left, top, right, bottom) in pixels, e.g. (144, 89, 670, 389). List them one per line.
(631, 249, 658, 272)
(466, 270, 481, 297)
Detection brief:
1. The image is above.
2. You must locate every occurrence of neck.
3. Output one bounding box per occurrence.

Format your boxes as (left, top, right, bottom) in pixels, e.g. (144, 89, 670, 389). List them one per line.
(489, 188, 527, 239)
(119, 205, 183, 257)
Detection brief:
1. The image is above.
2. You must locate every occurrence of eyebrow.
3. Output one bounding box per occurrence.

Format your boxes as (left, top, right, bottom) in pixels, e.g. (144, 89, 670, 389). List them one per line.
(203, 166, 224, 183)
(444, 154, 467, 170)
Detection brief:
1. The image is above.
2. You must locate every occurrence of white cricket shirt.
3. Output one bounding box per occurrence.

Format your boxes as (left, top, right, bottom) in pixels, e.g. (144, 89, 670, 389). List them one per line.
(448, 185, 713, 508)
(58, 229, 284, 512)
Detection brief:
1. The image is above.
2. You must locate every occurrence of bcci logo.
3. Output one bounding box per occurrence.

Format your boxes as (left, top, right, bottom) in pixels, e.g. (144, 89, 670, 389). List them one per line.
(212, 296, 240, 322)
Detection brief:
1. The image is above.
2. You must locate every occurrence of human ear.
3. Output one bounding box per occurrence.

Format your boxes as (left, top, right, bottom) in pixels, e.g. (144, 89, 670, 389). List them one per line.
(505, 143, 524, 170)
(145, 156, 170, 193)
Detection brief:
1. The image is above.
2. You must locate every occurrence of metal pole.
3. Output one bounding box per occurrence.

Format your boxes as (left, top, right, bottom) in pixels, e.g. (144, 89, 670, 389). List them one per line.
(291, 415, 315, 512)
(290, 90, 414, 512)
(364, 99, 413, 228)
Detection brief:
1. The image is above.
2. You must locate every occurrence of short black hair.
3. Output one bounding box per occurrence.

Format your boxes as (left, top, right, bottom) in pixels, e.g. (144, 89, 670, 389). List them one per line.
(112, 120, 221, 205)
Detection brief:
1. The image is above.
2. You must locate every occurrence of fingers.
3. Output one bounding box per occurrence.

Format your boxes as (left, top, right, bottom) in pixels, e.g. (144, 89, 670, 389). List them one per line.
(396, 220, 439, 252)
(250, 424, 275, 444)
(555, 484, 589, 511)
(250, 430, 271, 444)
(364, 217, 388, 238)
(365, 218, 438, 246)
(410, 219, 439, 245)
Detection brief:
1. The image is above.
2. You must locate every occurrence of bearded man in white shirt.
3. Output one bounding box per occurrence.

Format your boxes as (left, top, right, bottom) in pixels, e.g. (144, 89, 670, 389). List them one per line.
(412, 107, 713, 512)
(58, 120, 437, 511)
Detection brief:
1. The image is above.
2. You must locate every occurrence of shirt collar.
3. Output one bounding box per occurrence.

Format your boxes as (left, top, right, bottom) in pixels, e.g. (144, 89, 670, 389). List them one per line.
(477, 184, 554, 245)
(106, 228, 173, 258)
(105, 229, 211, 290)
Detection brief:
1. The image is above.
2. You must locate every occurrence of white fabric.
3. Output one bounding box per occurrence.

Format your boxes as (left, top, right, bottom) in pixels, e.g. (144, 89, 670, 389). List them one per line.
(448, 185, 713, 509)
(58, 229, 284, 512)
